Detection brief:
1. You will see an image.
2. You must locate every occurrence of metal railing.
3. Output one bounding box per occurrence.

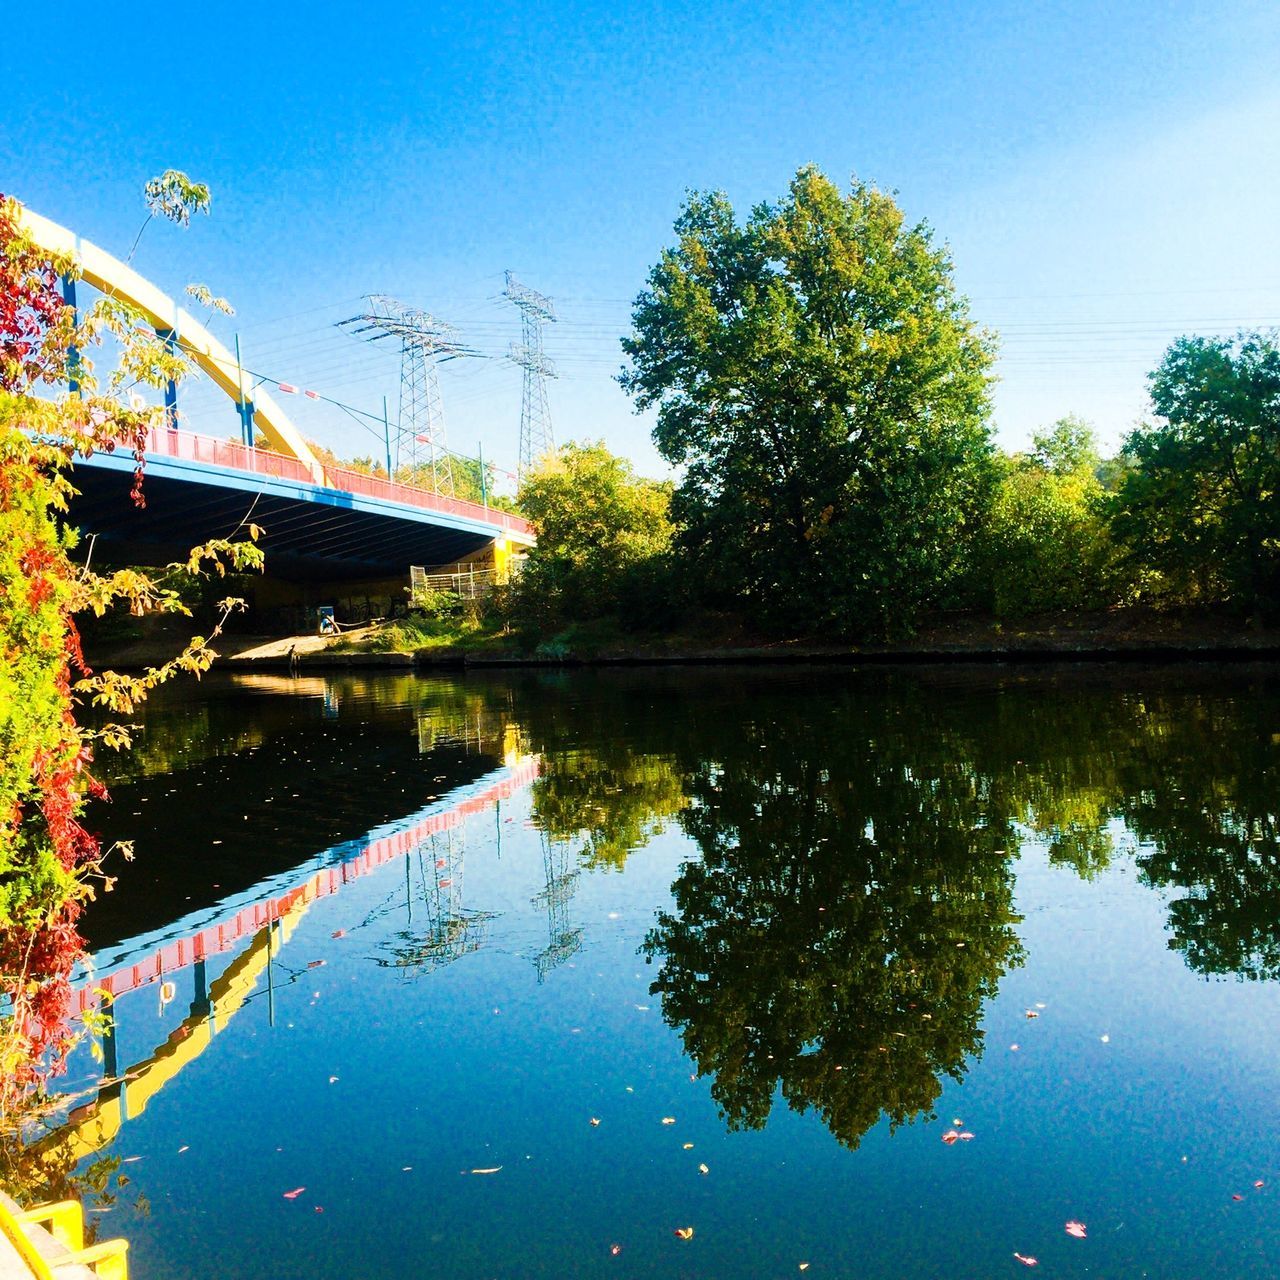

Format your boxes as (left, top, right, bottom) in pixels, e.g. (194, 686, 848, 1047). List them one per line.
(132, 427, 534, 537)
(410, 564, 504, 602)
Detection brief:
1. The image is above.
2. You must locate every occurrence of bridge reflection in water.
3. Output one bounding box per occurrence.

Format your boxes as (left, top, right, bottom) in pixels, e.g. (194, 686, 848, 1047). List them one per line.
(47, 751, 539, 1165)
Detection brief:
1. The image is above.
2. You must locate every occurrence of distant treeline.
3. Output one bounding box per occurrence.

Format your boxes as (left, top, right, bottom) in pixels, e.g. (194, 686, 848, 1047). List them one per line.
(500, 167, 1280, 641)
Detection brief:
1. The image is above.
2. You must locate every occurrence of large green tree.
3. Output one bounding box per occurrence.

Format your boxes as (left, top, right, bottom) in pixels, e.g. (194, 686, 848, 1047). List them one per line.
(1112, 332, 1280, 610)
(621, 165, 996, 637)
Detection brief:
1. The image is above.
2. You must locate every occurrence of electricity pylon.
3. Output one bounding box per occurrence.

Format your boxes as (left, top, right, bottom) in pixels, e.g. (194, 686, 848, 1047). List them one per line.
(504, 271, 557, 481)
(340, 295, 479, 494)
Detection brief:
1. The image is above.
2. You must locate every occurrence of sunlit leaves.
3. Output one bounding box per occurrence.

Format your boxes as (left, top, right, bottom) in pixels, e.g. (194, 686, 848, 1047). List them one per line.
(142, 170, 211, 229)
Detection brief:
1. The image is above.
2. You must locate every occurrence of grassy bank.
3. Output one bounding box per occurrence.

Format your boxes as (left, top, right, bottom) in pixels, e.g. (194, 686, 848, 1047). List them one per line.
(79, 605, 1280, 672)
(279, 605, 1280, 666)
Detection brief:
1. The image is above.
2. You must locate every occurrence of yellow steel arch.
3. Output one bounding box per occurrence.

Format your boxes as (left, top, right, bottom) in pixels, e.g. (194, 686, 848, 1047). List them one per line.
(16, 205, 329, 485)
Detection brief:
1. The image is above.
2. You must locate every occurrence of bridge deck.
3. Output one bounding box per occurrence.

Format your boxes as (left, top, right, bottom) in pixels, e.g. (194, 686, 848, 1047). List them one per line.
(69, 427, 532, 582)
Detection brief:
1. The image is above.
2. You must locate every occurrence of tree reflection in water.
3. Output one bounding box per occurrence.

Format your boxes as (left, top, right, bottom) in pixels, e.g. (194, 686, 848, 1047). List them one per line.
(521, 666, 1280, 1144)
(639, 686, 1023, 1149)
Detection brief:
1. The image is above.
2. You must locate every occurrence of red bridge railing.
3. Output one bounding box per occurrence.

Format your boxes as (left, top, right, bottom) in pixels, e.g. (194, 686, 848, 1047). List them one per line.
(135, 427, 534, 537)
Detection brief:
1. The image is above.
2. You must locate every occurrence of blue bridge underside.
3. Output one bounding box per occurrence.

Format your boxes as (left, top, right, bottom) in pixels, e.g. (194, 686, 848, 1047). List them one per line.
(67, 452, 501, 582)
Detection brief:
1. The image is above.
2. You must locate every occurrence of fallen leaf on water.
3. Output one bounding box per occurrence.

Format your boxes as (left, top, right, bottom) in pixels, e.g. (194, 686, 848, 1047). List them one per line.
(436, 858, 447, 869)
(674, 1227, 694, 1240)
(1013, 1253, 1038, 1267)
(328, 1076, 339, 1084)
(799, 1265, 810, 1272)
(1233, 1194, 1244, 1201)
(314, 1206, 324, 1214)
(959, 1132, 975, 1141)
(1035, 1002, 1046, 1009)
(661, 1117, 676, 1125)
(1025, 1010, 1039, 1020)
(682, 1143, 694, 1150)
(610, 1244, 622, 1256)
(590, 1118, 601, 1127)
(177, 1145, 189, 1154)
(698, 1163, 709, 1175)
(1255, 1180, 1266, 1188)
(307, 959, 325, 969)
(402, 1166, 412, 1172)
(470, 1167, 503, 1175)
(438, 878, 452, 888)
(331, 930, 345, 939)
(1064, 1221, 1087, 1239)
(282, 1188, 306, 1199)
(941, 1130, 960, 1145)
(1100, 1034, 1110, 1043)
(1010, 1043, 1020, 1051)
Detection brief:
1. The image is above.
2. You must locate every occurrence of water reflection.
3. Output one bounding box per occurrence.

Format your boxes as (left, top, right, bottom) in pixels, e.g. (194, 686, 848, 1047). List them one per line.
(640, 682, 1024, 1149)
(25, 664, 1280, 1185)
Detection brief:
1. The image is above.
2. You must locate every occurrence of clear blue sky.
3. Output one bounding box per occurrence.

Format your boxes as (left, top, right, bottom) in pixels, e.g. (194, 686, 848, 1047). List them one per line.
(5, 0, 1279, 483)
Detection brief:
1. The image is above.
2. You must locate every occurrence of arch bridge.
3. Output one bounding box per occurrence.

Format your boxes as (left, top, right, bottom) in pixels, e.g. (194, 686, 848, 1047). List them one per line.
(17, 206, 534, 592)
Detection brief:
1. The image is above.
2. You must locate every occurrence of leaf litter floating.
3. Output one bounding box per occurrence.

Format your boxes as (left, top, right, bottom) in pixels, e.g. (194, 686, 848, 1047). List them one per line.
(1064, 1221, 1087, 1239)
(1013, 1253, 1038, 1267)
(282, 1188, 306, 1200)
(673, 1227, 694, 1241)
(661, 1117, 676, 1125)
(469, 1166, 503, 1175)
(609, 1244, 622, 1257)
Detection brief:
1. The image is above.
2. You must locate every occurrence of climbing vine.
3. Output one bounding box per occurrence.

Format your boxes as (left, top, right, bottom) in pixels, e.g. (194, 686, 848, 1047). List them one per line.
(0, 192, 262, 1114)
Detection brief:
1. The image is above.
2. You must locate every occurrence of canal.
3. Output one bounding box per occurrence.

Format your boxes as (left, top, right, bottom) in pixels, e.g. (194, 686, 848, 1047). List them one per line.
(20, 663, 1280, 1278)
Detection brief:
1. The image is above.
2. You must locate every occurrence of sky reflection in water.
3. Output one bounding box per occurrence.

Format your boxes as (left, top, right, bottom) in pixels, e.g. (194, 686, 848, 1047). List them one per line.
(22, 665, 1280, 1279)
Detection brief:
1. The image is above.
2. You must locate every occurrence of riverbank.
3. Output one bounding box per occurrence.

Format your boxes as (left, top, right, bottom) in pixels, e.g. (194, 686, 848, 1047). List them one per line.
(83, 606, 1280, 671)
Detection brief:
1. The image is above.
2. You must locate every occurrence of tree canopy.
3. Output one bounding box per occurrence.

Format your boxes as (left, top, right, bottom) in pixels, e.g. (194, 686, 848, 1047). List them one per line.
(516, 441, 674, 623)
(1113, 333, 1280, 611)
(621, 165, 996, 637)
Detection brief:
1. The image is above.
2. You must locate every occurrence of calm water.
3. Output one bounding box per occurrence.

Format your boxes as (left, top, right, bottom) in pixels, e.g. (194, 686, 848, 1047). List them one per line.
(23, 664, 1280, 1278)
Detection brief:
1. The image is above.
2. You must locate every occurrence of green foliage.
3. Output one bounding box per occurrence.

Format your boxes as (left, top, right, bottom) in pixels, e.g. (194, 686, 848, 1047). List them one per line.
(142, 171, 211, 227)
(1112, 333, 1280, 611)
(516, 441, 675, 625)
(184, 283, 234, 320)
(621, 165, 996, 638)
(128, 170, 211, 261)
(982, 417, 1124, 615)
(0, 188, 259, 1109)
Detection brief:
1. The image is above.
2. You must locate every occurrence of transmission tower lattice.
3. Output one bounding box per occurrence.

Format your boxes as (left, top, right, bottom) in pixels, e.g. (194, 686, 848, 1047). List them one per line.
(504, 271, 557, 480)
(339, 295, 479, 495)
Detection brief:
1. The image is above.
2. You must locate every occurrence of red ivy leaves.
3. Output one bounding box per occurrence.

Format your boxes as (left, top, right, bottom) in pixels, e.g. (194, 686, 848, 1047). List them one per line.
(0, 194, 72, 391)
